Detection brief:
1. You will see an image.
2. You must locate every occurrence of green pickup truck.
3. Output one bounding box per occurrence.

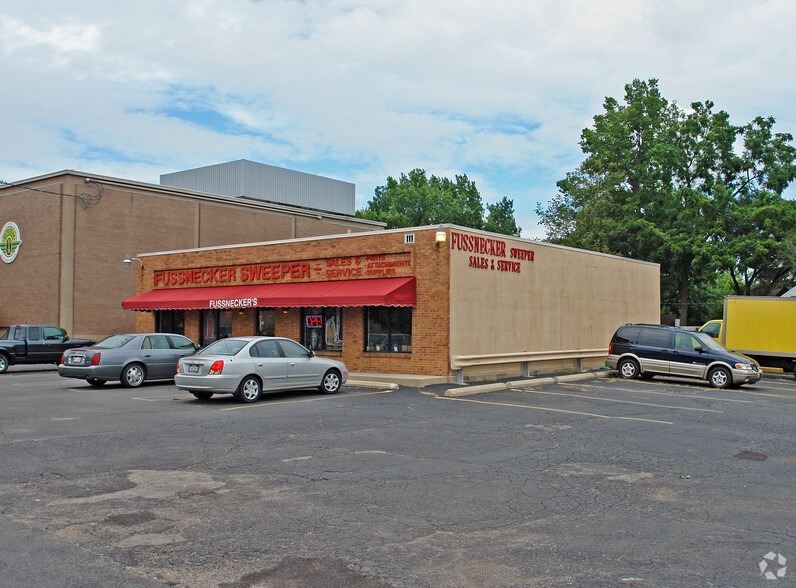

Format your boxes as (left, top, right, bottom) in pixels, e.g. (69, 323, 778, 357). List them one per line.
(0, 325, 95, 373)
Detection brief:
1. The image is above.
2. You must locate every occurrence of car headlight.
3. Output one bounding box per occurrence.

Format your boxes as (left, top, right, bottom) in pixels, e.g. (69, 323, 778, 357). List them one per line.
(734, 363, 754, 371)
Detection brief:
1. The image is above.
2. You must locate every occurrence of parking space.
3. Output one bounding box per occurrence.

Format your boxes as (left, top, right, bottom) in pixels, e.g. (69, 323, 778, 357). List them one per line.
(1, 371, 794, 586)
(439, 373, 796, 426)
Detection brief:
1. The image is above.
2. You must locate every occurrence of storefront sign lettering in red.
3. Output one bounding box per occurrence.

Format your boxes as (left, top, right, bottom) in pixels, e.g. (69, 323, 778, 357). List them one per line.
(151, 253, 413, 289)
(451, 231, 533, 274)
(154, 262, 311, 287)
(154, 267, 239, 286)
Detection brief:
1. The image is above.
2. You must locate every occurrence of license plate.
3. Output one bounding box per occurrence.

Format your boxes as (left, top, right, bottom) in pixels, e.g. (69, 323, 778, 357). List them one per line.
(69, 356, 85, 365)
(188, 364, 199, 374)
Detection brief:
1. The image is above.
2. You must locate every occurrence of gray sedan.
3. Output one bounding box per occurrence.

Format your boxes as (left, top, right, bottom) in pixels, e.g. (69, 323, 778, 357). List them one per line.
(175, 336, 348, 402)
(58, 333, 199, 387)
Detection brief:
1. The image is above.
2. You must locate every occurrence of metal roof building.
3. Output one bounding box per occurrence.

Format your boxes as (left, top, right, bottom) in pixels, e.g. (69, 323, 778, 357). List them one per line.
(160, 160, 356, 216)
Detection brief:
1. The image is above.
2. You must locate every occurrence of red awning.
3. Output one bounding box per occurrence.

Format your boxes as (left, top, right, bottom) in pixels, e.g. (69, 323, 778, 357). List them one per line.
(121, 277, 416, 311)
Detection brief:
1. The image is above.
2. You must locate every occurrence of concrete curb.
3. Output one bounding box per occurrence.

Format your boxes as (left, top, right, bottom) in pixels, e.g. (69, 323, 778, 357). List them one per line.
(345, 380, 400, 390)
(444, 370, 613, 398)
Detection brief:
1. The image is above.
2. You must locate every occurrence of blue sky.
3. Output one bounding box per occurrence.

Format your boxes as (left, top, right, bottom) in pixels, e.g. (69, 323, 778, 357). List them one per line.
(1, 0, 795, 238)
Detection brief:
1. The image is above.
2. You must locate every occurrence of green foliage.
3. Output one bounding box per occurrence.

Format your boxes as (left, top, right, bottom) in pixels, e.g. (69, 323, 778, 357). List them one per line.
(485, 196, 521, 236)
(537, 79, 796, 324)
(356, 169, 521, 236)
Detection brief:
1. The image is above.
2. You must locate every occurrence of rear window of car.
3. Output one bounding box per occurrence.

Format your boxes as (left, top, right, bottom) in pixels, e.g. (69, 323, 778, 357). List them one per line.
(96, 334, 136, 348)
(250, 340, 280, 358)
(168, 335, 196, 350)
(614, 326, 640, 344)
(636, 327, 672, 348)
(199, 339, 248, 356)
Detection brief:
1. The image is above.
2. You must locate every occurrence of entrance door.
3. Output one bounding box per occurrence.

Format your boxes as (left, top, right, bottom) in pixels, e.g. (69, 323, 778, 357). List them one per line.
(200, 310, 234, 347)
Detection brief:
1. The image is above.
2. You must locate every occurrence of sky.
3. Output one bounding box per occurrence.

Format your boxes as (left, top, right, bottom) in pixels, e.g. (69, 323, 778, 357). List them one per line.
(1, 1, 795, 238)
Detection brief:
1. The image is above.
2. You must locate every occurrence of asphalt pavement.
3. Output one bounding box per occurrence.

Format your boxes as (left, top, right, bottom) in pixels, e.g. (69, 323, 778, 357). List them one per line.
(1, 370, 794, 587)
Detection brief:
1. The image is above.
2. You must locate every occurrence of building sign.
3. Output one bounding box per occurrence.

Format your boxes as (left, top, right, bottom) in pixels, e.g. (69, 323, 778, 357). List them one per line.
(1, 221, 22, 264)
(305, 315, 323, 328)
(450, 231, 534, 274)
(152, 252, 413, 289)
(208, 298, 259, 309)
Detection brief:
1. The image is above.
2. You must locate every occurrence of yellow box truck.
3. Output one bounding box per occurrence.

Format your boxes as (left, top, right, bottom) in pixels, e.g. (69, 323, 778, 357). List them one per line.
(699, 296, 796, 377)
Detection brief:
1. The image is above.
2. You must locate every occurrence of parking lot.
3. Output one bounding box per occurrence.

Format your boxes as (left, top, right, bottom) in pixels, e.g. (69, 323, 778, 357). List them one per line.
(1, 369, 794, 587)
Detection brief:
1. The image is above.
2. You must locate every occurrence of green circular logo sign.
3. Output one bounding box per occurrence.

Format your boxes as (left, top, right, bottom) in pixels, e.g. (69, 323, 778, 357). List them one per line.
(1, 221, 22, 263)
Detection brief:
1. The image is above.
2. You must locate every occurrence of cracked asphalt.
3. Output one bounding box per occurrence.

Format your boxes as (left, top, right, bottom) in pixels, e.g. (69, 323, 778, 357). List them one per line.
(0, 370, 794, 587)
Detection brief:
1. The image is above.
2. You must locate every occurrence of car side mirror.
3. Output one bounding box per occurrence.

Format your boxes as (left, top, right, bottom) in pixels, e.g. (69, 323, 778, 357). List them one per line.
(694, 345, 704, 353)
(308, 350, 315, 357)
(63, 336, 69, 342)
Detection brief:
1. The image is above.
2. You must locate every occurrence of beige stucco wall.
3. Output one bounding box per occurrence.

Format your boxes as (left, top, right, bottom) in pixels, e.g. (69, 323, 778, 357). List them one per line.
(448, 228, 660, 377)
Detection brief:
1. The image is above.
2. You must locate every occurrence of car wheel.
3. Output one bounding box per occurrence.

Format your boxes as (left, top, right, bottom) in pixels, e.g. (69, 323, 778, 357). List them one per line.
(121, 363, 146, 388)
(617, 358, 640, 379)
(191, 391, 214, 401)
(708, 366, 732, 389)
(235, 376, 261, 403)
(86, 377, 107, 387)
(0, 353, 8, 374)
(319, 369, 341, 394)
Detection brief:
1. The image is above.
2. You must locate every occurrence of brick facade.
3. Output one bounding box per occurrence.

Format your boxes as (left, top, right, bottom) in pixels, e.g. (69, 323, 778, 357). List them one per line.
(132, 227, 451, 376)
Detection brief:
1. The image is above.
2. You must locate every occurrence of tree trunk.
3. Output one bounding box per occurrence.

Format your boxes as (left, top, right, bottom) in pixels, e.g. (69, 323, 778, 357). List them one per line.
(678, 265, 691, 326)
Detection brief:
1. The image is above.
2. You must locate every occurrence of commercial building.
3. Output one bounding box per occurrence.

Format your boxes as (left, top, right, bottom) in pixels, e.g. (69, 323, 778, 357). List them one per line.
(122, 225, 660, 382)
(0, 165, 383, 338)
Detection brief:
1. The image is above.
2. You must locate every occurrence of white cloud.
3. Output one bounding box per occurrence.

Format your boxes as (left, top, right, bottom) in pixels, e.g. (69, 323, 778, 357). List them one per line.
(0, 0, 794, 237)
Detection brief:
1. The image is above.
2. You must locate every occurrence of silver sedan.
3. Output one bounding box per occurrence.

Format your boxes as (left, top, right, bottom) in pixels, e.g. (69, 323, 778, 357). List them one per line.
(58, 333, 199, 387)
(175, 336, 348, 402)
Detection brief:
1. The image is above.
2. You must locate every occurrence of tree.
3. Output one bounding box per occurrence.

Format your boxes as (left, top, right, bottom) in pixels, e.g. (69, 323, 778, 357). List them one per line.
(356, 169, 521, 236)
(537, 79, 796, 324)
(485, 196, 521, 236)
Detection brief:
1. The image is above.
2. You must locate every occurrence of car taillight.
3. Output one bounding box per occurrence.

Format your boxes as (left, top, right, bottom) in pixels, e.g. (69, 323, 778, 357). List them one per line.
(60, 352, 65, 365)
(608, 341, 613, 354)
(91, 353, 101, 366)
(209, 360, 224, 375)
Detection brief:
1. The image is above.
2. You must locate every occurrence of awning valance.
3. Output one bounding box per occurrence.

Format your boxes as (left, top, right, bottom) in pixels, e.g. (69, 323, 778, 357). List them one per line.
(122, 277, 416, 311)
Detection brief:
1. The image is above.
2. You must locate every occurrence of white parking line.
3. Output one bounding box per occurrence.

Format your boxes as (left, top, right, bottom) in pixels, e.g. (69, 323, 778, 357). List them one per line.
(437, 395, 674, 425)
(516, 388, 722, 413)
(222, 388, 395, 411)
(558, 381, 755, 404)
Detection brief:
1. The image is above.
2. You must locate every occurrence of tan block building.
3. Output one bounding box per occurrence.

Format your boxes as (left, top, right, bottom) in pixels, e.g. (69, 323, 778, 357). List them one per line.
(0, 170, 383, 339)
(123, 225, 660, 382)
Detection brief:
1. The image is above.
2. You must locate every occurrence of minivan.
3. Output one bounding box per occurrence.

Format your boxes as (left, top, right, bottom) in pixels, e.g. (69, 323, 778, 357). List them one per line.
(606, 324, 761, 388)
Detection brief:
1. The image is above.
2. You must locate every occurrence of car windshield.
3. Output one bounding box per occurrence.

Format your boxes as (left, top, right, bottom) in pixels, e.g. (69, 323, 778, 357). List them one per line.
(693, 332, 729, 353)
(199, 338, 248, 356)
(96, 334, 136, 348)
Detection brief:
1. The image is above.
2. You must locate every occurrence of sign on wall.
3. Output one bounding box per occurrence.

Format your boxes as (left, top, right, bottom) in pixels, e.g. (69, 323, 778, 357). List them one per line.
(1, 221, 21, 264)
(449, 231, 534, 274)
(151, 252, 413, 289)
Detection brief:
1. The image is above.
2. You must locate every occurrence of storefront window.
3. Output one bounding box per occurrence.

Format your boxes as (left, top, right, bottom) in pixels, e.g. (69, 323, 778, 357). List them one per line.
(155, 310, 185, 335)
(365, 307, 412, 353)
(302, 307, 343, 352)
(200, 309, 233, 346)
(257, 309, 275, 336)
